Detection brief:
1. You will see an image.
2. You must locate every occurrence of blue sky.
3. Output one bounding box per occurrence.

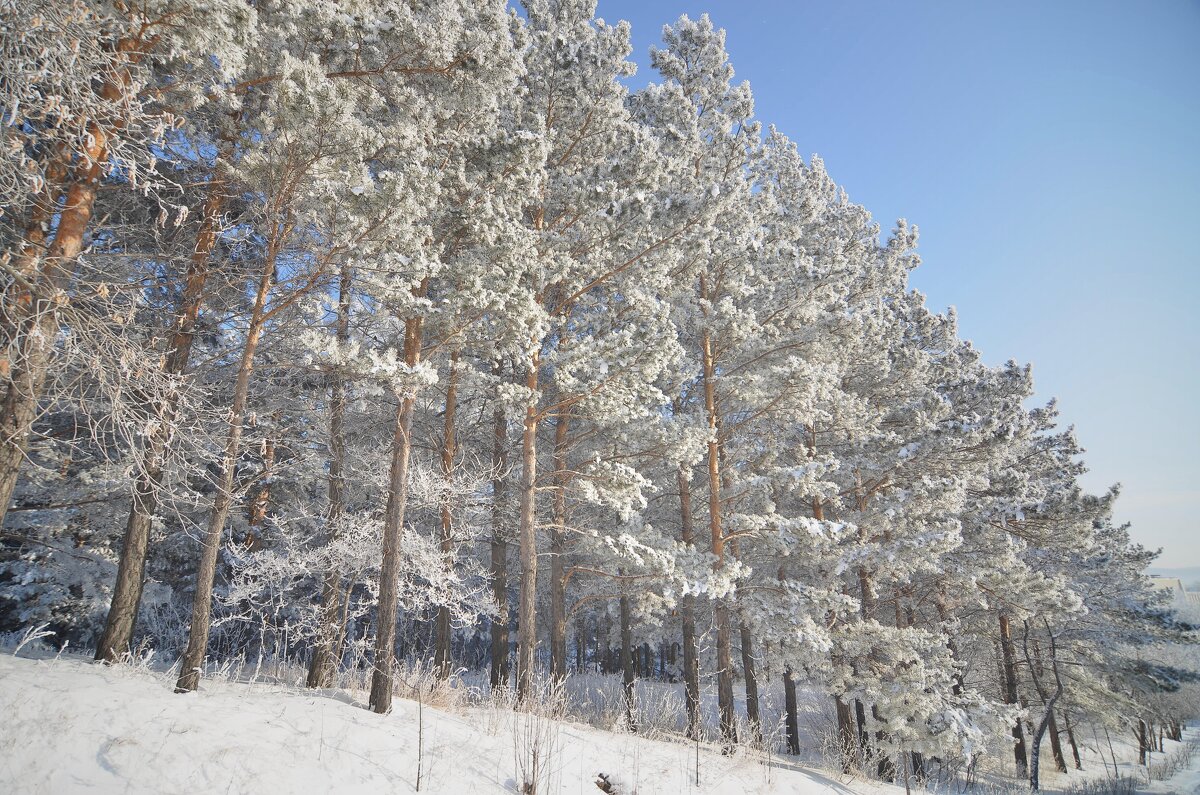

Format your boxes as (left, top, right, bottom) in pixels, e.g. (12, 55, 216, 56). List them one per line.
(592, 0, 1200, 565)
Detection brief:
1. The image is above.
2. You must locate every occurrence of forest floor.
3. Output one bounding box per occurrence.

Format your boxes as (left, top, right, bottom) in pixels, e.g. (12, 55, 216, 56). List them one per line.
(0, 650, 1194, 794)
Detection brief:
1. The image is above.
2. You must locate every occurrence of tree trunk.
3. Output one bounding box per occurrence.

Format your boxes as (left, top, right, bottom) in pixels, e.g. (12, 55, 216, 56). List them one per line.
(1029, 633, 1068, 774)
(998, 613, 1029, 775)
(1062, 711, 1083, 770)
(700, 314, 737, 748)
(548, 412, 569, 685)
(367, 312, 424, 714)
(620, 586, 636, 732)
(0, 37, 141, 527)
(872, 703, 896, 782)
(0, 171, 106, 525)
(901, 597, 926, 779)
(96, 181, 227, 663)
(306, 260, 352, 689)
(489, 390, 510, 690)
(174, 252, 276, 693)
(1029, 667, 1064, 790)
(784, 667, 801, 755)
(835, 696, 856, 771)
(575, 616, 586, 671)
(434, 352, 459, 680)
(740, 619, 762, 744)
(854, 699, 871, 759)
(676, 464, 701, 740)
(1048, 709, 1068, 773)
(600, 614, 612, 674)
(515, 353, 540, 703)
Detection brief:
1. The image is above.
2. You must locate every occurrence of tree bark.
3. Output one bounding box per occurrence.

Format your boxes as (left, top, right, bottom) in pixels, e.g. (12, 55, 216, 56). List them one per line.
(900, 596, 926, 780)
(784, 667, 801, 755)
(855, 698, 871, 759)
(998, 613, 1029, 776)
(174, 250, 276, 693)
(367, 311, 424, 714)
(1028, 634, 1069, 775)
(0, 36, 144, 528)
(1047, 709, 1068, 774)
(620, 585, 636, 732)
(835, 696, 856, 771)
(575, 616, 586, 671)
(872, 702, 896, 782)
(515, 352, 540, 703)
(0, 151, 106, 526)
(676, 464, 701, 740)
(434, 351, 459, 680)
(96, 181, 227, 662)
(1028, 632, 1064, 791)
(306, 260, 352, 689)
(489, 394, 510, 690)
(699, 308, 737, 748)
(548, 411, 569, 684)
(740, 618, 762, 744)
(1062, 711, 1083, 770)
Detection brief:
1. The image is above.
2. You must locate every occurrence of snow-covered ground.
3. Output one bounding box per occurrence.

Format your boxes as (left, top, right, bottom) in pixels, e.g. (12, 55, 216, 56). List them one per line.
(0, 652, 906, 794)
(1142, 734, 1200, 795)
(2, 650, 1196, 795)
(1146, 767, 1200, 795)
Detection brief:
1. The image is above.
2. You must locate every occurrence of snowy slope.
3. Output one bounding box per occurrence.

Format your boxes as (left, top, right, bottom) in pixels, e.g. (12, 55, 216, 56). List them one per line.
(0, 653, 906, 795)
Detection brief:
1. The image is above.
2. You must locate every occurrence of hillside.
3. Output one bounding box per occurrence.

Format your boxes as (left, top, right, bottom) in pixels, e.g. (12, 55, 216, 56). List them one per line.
(0, 653, 899, 795)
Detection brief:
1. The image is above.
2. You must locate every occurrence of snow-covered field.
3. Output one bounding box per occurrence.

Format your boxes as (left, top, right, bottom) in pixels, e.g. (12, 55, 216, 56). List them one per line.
(0, 652, 905, 794)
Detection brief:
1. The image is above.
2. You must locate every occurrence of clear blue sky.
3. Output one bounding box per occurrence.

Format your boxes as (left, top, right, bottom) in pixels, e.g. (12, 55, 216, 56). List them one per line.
(591, 0, 1200, 566)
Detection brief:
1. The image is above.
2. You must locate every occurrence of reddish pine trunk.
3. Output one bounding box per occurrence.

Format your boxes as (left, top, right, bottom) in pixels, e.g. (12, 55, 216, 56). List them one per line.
(548, 412, 569, 684)
(175, 251, 276, 693)
(0, 36, 145, 528)
(434, 352, 459, 680)
(0, 141, 107, 526)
